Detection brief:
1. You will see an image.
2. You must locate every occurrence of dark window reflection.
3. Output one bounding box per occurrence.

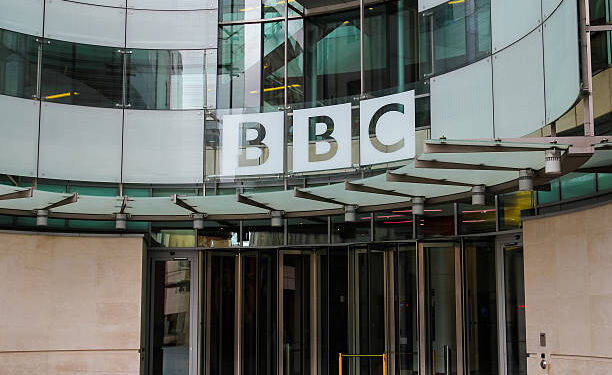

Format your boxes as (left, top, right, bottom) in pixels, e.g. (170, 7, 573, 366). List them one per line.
(127, 49, 205, 110)
(41, 39, 122, 107)
(303, 9, 361, 105)
(465, 241, 498, 375)
(374, 210, 414, 241)
(0, 29, 38, 99)
(504, 245, 527, 375)
(152, 259, 191, 375)
(209, 254, 236, 375)
(397, 245, 418, 374)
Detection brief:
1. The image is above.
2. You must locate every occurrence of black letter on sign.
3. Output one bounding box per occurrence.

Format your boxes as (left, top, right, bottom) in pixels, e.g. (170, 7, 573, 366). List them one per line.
(239, 122, 269, 167)
(368, 103, 405, 153)
(308, 115, 338, 162)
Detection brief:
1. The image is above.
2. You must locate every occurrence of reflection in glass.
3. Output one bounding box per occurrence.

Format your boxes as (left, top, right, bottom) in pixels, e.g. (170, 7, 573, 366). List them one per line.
(263, 21, 286, 109)
(0, 29, 38, 99)
(209, 254, 236, 375)
(560, 172, 595, 200)
(374, 210, 414, 241)
(152, 259, 191, 375)
(220, 0, 262, 22)
(504, 245, 527, 375)
(459, 201, 496, 234)
(415, 204, 455, 238)
(282, 253, 311, 375)
(397, 245, 418, 374)
(419, 0, 491, 78)
(219, 24, 262, 109)
(288, 217, 329, 245)
(424, 246, 457, 375)
(499, 191, 533, 231)
(331, 214, 371, 243)
(319, 248, 348, 375)
(41, 39, 122, 107)
(127, 49, 205, 110)
(364, 1, 419, 94)
(465, 241, 498, 375)
(304, 9, 361, 104)
(242, 251, 278, 375)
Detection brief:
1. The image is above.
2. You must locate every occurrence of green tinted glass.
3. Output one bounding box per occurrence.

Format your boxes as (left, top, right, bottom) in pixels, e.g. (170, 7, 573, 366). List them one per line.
(0, 29, 38, 99)
(41, 39, 123, 108)
(560, 173, 595, 200)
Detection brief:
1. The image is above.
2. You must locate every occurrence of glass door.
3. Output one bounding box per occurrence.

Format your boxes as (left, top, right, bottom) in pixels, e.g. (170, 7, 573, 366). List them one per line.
(280, 250, 314, 375)
(496, 236, 526, 375)
(396, 244, 418, 374)
(149, 251, 198, 375)
(419, 242, 463, 375)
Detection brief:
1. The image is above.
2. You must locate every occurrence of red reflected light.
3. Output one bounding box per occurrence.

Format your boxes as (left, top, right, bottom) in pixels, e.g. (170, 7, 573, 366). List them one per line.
(383, 220, 413, 224)
(462, 209, 497, 213)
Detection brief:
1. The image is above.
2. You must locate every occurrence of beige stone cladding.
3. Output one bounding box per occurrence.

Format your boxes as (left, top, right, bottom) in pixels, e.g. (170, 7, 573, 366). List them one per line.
(0, 232, 144, 375)
(523, 202, 612, 374)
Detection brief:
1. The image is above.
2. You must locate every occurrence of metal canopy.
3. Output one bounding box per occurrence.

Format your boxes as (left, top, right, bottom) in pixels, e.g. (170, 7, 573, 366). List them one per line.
(0, 138, 606, 221)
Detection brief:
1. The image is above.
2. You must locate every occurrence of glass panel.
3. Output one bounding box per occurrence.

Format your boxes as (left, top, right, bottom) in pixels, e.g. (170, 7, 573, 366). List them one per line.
(153, 229, 196, 247)
(218, 24, 262, 109)
(465, 241, 498, 375)
(151, 259, 191, 375)
(241, 250, 278, 375)
(282, 253, 311, 375)
(424, 246, 457, 375)
(504, 245, 527, 375)
(288, 19, 305, 104)
(374, 210, 414, 241)
(0, 28, 38, 99)
(397, 245, 418, 374)
(209, 253, 236, 375)
(421, 0, 491, 78)
(127, 49, 205, 110)
(243, 219, 284, 246)
(262, 21, 286, 110)
(415, 204, 455, 238)
(220, 0, 262, 22)
(304, 9, 361, 104)
(288, 217, 329, 245)
(560, 172, 595, 200)
(499, 191, 533, 231)
(598, 173, 612, 191)
(537, 179, 559, 204)
(41, 39, 123, 108)
(331, 214, 371, 244)
(198, 221, 240, 247)
(319, 247, 349, 375)
(458, 201, 496, 234)
(354, 246, 386, 375)
(364, 1, 419, 94)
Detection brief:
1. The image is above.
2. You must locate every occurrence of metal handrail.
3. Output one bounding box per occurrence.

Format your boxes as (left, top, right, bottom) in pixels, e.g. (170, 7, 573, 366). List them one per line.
(338, 353, 387, 375)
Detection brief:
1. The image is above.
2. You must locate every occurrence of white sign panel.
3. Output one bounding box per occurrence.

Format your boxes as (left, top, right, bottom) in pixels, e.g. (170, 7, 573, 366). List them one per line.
(360, 90, 415, 165)
(220, 111, 284, 176)
(292, 103, 352, 173)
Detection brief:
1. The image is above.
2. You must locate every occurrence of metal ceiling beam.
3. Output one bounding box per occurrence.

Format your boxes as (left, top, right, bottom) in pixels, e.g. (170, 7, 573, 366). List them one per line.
(236, 192, 276, 211)
(344, 181, 413, 198)
(119, 196, 129, 214)
(414, 159, 522, 171)
(172, 194, 204, 215)
(43, 193, 78, 210)
(386, 170, 474, 187)
(0, 187, 33, 201)
(294, 188, 344, 206)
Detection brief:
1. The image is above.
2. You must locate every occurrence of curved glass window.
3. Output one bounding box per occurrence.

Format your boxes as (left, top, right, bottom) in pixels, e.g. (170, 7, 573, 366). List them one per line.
(364, 1, 419, 94)
(41, 39, 122, 108)
(0, 29, 38, 99)
(126, 49, 206, 110)
(419, 0, 491, 78)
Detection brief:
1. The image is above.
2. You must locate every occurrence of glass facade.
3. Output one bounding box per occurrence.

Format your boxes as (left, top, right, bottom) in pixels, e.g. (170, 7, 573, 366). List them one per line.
(0, 28, 38, 99)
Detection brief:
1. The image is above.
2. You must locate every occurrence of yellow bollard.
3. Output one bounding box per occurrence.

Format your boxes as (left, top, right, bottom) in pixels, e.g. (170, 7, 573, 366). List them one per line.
(382, 353, 387, 375)
(339, 353, 342, 375)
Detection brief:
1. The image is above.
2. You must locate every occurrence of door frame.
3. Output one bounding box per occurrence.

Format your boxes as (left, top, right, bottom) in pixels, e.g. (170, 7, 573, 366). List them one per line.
(495, 234, 524, 375)
(148, 249, 200, 375)
(417, 241, 464, 375)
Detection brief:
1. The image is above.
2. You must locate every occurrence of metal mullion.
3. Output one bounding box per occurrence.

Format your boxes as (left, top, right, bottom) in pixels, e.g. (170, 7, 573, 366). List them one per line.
(310, 252, 318, 375)
(417, 242, 426, 374)
(454, 242, 464, 375)
(359, 0, 365, 95)
(205, 252, 212, 375)
(235, 253, 242, 375)
(495, 239, 508, 375)
(278, 251, 284, 375)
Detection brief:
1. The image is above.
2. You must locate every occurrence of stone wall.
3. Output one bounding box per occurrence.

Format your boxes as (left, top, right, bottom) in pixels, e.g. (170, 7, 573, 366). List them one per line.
(523, 203, 612, 374)
(0, 232, 144, 375)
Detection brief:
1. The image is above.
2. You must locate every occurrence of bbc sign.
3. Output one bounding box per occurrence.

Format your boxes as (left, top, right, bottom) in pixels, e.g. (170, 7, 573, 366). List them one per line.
(221, 91, 415, 176)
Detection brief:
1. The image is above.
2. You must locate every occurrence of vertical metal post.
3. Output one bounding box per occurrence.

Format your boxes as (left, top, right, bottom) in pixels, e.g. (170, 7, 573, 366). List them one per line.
(580, 0, 595, 136)
(310, 253, 318, 375)
(360, 0, 365, 95)
(278, 252, 284, 375)
(235, 253, 242, 375)
(397, 0, 405, 91)
(495, 240, 508, 375)
(284, 0, 289, 108)
(495, 195, 500, 233)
